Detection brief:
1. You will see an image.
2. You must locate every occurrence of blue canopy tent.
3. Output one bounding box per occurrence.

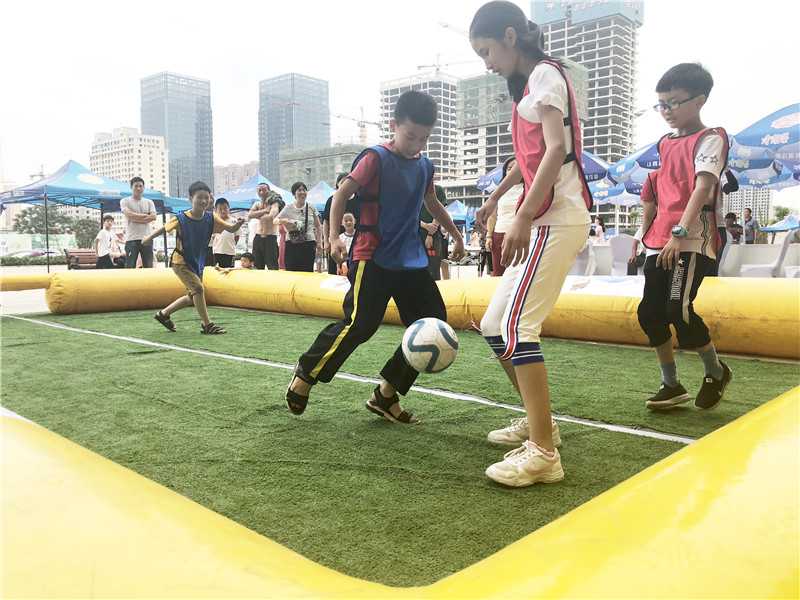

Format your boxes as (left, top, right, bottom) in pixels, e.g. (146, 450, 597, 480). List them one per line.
(215, 174, 293, 211)
(761, 214, 800, 232)
(0, 160, 184, 270)
(306, 181, 335, 212)
(446, 200, 473, 243)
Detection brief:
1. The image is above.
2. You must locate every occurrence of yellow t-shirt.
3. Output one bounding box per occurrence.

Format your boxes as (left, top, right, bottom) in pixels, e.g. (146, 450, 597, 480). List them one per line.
(165, 211, 230, 265)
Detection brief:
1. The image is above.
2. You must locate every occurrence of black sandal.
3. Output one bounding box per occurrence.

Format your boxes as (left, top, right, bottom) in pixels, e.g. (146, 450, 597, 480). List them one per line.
(200, 322, 227, 334)
(154, 311, 177, 332)
(286, 362, 313, 415)
(365, 385, 420, 425)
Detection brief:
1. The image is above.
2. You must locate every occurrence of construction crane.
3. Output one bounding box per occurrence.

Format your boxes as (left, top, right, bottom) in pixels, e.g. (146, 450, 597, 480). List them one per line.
(269, 100, 379, 146)
(417, 53, 477, 77)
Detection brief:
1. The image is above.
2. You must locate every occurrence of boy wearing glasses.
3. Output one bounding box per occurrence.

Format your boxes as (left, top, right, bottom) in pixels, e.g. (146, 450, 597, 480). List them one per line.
(637, 63, 732, 412)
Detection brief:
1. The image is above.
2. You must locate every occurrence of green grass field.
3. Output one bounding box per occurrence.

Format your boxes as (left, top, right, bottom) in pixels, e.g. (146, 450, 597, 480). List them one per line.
(2, 307, 798, 587)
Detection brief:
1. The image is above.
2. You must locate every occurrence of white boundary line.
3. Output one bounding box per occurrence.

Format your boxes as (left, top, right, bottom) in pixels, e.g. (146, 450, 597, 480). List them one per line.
(4, 315, 697, 445)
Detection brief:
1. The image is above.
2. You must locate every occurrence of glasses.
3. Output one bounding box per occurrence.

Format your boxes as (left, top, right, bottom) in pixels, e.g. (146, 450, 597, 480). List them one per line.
(652, 95, 699, 113)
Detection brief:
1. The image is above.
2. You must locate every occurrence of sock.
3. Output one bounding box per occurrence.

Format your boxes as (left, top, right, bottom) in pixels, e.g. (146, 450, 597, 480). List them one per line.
(484, 335, 505, 358)
(698, 345, 723, 379)
(660, 361, 680, 387)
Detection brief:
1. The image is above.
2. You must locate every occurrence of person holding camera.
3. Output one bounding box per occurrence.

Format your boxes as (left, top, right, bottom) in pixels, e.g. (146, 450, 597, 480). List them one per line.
(275, 181, 321, 272)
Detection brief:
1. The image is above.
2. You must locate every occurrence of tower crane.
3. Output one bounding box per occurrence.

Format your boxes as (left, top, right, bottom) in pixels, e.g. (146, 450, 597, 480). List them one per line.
(268, 100, 380, 146)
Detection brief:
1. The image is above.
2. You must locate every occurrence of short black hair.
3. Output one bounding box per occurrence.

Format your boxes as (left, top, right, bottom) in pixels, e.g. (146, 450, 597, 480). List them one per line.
(394, 90, 437, 127)
(656, 63, 713, 98)
(188, 181, 211, 197)
(291, 181, 308, 195)
(241, 252, 255, 261)
(725, 212, 737, 220)
(214, 197, 229, 208)
(257, 182, 270, 190)
(336, 172, 349, 186)
(103, 215, 114, 222)
(130, 176, 145, 187)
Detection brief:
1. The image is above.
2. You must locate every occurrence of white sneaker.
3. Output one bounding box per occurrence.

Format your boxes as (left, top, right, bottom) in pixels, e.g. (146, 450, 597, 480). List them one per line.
(485, 441, 565, 487)
(487, 417, 562, 448)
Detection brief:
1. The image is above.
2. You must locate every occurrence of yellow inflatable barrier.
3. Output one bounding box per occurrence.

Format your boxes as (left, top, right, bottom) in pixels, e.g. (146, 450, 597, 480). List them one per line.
(3, 389, 797, 598)
(0, 269, 796, 359)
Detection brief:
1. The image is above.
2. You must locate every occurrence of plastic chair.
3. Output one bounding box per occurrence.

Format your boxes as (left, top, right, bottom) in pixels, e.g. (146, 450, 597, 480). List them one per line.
(740, 230, 796, 277)
(717, 231, 734, 274)
(783, 266, 800, 278)
(568, 241, 597, 276)
(609, 233, 635, 276)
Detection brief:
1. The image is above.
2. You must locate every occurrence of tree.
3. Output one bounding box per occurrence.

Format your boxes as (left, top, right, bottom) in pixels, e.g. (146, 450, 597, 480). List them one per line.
(13, 205, 74, 235)
(73, 218, 101, 248)
(771, 205, 790, 224)
(629, 209, 641, 224)
(12, 205, 75, 251)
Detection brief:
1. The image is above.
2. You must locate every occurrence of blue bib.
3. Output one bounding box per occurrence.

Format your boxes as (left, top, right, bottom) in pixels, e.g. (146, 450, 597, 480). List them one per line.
(175, 211, 214, 276)
(354, 145, 433, 270)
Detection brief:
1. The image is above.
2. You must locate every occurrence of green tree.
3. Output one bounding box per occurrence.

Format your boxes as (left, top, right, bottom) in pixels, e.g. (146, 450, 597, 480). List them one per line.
(73, 218, 101, 248)
(12, 205, 75, 252)
(771, 205, 790, 224)
(629, 209, 641, 224)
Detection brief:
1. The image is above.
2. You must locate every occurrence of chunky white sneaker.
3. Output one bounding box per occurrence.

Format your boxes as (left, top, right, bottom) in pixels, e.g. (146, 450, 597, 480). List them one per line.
(485, 441, 565, 487)
(487, 418, 562, 448)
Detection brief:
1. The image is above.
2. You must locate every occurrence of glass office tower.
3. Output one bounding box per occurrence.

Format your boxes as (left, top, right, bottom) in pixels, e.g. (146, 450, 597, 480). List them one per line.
(141, 72, 214, 197)
(258, 73, 330, 186)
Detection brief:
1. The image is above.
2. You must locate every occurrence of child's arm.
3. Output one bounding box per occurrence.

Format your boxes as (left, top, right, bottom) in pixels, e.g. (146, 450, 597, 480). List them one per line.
(475, 161, 521, 235)
(423, 191, 465, 262)
(93, 236, 100, 257)
(223, 217, 246, 233)
(656, 171, 717, 270)
(329, 178, 361, 264)
(141, 224, 167, 245)
(502, 105, 567, 267)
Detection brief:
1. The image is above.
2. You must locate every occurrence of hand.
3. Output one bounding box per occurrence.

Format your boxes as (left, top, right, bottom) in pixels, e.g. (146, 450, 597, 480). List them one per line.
(330, 238, 347, 265)
(628, 254, 636, 264)
(475, 197, 498, 235)
(236, 216, 246, 223)
(323, 240, 331, 254)
(449, 236, 465, 262)
(422, 222, 438, 235)
(501, 218, 530, 268)
(424, 235, 433, 250)
(141, 237, 152, 246)
(485, 237, 493, 253)
(656, 237, 683, 270)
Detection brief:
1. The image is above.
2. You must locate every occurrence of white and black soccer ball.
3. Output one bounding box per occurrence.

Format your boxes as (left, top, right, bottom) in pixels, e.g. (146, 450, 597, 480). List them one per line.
(401, 317, 458, 374)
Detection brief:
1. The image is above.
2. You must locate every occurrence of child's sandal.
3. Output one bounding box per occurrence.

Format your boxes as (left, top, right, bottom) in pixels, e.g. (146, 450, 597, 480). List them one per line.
(285, 362, 313, 415)
(154, 311, 177, 332)
(365, 385, 420, 425)
(200, 322, 227, 334)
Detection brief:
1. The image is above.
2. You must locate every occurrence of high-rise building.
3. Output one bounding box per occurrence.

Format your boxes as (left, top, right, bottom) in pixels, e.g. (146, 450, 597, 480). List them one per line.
(727, 188, 774, 223)
(532, 0, 644, 165)
(90, 127, 170, 193)
(258, 73, 331, 187)
(214, 161, 260, 195)
(280, 145, 363, 190)
(379, 73, 459, 180)
(140, 72, 214, 198)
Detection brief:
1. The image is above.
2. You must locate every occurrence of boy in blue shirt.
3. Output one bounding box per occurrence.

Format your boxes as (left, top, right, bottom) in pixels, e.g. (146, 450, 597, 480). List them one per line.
(285, 91, 465, 423)
(638, 63, 732, 411)
(143, 181, 244, 334)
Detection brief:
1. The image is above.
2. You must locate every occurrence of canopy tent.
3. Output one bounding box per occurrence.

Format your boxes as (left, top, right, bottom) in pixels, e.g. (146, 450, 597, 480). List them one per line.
(761, 214, 800, 232)
(215, 174, 293, 211)
(0, 160, 177, 211)
(306, 181, 335, 212)
(445, 200, 473, 242)
(0, 160, 185, 270)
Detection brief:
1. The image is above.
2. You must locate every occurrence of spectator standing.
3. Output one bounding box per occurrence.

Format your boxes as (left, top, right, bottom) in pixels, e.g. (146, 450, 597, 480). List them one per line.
(276, 182, 321, 272)
(120, 176, 157, 268)
(743, 207, 760, 244)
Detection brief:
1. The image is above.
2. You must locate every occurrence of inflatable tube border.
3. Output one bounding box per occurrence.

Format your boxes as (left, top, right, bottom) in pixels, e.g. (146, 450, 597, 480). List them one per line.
(2, 389, 797, 598)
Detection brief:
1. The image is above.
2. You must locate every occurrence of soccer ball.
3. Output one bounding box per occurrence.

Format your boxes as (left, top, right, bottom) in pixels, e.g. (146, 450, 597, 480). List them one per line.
(401, 317, 458, 374)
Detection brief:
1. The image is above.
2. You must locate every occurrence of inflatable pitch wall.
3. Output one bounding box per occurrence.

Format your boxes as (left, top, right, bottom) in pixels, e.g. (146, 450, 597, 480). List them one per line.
(3, 269, 795, 360)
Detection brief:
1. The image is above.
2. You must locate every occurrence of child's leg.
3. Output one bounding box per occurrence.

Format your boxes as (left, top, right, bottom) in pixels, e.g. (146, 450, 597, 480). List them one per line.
(162, 295, 193, 316)
(289, 260, 392, 398)
(171, 264, 210, 325)
(514, 361, 554, 450)
(190, 290, 212, 326)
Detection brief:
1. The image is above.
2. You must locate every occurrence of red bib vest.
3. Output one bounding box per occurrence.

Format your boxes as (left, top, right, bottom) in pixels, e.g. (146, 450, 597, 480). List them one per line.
(511, 61, 592, 218)
(642, 127, 729, 251)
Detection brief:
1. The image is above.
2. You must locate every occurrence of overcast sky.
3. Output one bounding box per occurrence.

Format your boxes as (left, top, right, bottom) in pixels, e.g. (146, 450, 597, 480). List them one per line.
(1, 0, 798, 208)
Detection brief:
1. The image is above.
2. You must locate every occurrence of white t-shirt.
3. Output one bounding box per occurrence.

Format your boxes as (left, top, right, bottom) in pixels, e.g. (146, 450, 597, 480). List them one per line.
(120, 196, 157, 240)
(278, 202, 319, 243)
(214, 217, 238, 255)
(95, 229, 115, 257)
(515, 63, 591, 227)
(339, 232, 354, 253)
(495, 183, 523, 234)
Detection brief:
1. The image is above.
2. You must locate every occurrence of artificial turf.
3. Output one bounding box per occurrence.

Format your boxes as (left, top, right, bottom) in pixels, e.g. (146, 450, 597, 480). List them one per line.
(2, 309, 798, 586)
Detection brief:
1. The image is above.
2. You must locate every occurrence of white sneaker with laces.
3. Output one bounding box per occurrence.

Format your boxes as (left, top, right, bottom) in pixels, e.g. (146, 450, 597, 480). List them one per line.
(485, 440, 564, 487)
(487, 417, 562, 448)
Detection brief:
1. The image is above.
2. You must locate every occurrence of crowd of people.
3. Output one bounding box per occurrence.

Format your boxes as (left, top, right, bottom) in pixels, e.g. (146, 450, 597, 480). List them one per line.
(94, 1, 742, 489)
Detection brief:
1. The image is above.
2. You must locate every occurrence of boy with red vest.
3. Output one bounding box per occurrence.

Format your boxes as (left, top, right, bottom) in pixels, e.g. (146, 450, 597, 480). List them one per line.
(284, 91, 465, 422)
(638, 63, 732, 411)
